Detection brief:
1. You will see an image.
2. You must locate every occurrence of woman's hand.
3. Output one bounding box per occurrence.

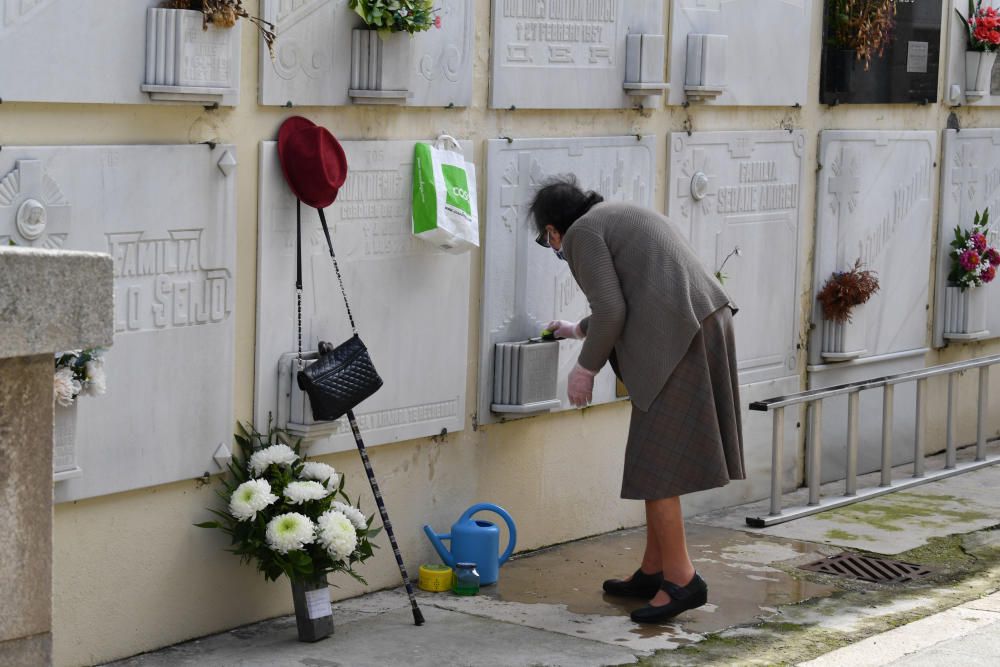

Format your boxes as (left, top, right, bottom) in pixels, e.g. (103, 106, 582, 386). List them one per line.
(567, 363, 597, 407)
(547, 320, 584, 339)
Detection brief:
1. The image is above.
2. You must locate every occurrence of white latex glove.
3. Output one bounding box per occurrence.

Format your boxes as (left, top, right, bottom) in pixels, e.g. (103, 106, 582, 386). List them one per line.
(567, 363, 596, 407)
(546, 320, 584, 340)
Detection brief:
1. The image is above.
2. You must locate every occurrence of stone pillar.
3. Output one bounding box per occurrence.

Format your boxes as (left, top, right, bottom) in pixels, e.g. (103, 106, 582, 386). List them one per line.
(0, 247, 113, 667)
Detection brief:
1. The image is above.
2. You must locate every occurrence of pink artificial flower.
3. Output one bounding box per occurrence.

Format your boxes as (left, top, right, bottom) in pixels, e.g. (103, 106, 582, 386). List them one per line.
(973, 232, 989, 252)
(434, 15, 441, 28)
(986, 248, 1000, 266)
(983, 265, 997, 283)
(961, 249, 982, 272)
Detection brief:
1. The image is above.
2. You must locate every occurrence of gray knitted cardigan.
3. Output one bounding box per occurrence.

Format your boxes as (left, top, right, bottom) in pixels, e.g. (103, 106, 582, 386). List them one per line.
(562, 201, 733, 412)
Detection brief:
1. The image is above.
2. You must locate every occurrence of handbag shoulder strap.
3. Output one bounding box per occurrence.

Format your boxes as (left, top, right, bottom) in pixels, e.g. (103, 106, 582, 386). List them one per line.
(316, 207, 358, 335)
(294, 200, 358, 362)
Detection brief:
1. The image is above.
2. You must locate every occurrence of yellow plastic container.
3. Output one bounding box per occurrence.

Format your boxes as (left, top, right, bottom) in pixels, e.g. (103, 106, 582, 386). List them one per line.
(418, 564, 453, 592)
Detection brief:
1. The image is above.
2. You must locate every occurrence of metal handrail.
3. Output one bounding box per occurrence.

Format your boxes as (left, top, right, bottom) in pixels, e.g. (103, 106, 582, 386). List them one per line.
(747, 354, 1000, 527)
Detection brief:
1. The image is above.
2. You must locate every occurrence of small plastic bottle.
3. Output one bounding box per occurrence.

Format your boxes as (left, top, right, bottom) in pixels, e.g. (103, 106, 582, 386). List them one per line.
(452, 562, 480, 596)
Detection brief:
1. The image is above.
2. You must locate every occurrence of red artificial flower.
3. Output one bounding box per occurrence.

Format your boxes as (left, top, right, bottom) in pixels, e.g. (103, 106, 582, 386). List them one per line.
(433, 15, 441, 28)
(986, 248, 1000, 266)
(983, 265, 997, 283)
(973, 232, 989, 252)
(974, 24, 994, 43)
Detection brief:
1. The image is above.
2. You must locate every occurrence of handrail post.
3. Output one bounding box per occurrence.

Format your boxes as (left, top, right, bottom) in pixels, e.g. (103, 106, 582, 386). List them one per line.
(914, 378, 927, 478)
(978, 367, 989, 462)
(769, 407, 785, 516)
(808, 401, 822, 506)
(947, 372, 958, 470)
(880, 384, 894, 487)
(845, 391, 860, 496)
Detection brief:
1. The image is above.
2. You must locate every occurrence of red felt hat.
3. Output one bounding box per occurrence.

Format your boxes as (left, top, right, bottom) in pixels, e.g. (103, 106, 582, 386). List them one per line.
(276, 116, 348, 209)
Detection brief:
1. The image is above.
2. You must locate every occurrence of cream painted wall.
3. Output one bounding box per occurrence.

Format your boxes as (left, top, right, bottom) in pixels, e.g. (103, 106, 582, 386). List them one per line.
(0, 1, 996, 665)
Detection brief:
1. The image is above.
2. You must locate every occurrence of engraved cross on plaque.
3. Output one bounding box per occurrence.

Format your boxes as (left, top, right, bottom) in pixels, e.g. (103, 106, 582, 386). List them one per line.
(500, 152, 542, 212)
(827, 146, 862, 267)
(952, 144, 979, 204)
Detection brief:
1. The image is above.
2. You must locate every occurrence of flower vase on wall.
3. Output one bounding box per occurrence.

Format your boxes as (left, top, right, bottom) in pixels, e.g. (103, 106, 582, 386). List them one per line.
(290, 576, 334, 642)
(943, 285, 989, 340)
(53, 402, 82, 481)
(349, 29, 412, 104)
(821, 303, 868, 362)
(966, 51, 998, 98)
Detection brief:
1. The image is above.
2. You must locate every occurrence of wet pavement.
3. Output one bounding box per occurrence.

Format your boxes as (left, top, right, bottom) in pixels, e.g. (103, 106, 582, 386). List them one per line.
(104, 455, 1000, 667)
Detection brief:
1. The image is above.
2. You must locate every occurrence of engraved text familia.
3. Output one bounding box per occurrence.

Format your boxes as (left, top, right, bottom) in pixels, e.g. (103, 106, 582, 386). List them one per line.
(716, 160, 799, 214)
(108, 230, 231, 333)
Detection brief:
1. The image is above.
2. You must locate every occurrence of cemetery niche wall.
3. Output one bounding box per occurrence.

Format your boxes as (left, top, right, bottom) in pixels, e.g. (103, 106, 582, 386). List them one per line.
(934, 129, 1000, 346)
(667, 0, 812, 107)
(256, 140, 472, 454)
(944, 0, 1000, 106)
(478, 135, 655, 426)
(489, 0, 666, 109)
(810, 130, 937, 482)
(258, 0, 474, 107)
(0, 145, 237, 502)
(0, 0, 241, 106)
(820, 0, 941, 105)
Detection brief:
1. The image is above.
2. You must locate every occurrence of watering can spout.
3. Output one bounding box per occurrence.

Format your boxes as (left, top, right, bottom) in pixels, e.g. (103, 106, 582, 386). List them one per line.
(422, 525, 455, 568)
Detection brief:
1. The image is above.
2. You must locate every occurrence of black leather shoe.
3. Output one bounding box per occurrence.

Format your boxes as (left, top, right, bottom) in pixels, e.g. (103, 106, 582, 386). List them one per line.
(629, 573, 708, 623)
(602, 568, 663, 598)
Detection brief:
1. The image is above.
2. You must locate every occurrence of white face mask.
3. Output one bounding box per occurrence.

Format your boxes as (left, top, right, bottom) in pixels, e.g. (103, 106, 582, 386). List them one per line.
(549, 231, 566, 261)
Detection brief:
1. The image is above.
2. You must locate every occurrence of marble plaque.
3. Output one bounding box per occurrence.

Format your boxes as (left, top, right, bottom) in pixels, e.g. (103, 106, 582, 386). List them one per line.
(478, 136, 656, 426)
(934, 129, 1000, 347)
(666, 131, 806, 385)
(667, 0, 811, 106)
(0, 145, 237, 502)
(945, 0, 1000, 106)
(255, 140, 471, 453)
(810, 131, 936, 367)
(259, 0, 474, 107)
(0, 0, 240, 106)
(489, 0, 664, 109)
(820, 0, 941, 104)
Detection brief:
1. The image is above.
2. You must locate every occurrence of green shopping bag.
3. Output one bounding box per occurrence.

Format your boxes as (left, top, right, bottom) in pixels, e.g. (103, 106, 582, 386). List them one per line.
(412, 135, 479, 254)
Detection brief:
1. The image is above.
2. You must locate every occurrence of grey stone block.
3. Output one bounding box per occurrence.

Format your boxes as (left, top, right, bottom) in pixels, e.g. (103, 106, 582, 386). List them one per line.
(0, 633, 52, 667)
(0, 246, 113, 360)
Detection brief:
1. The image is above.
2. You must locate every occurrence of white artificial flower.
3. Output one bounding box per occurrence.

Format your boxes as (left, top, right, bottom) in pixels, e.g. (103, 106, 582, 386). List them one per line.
(53, 367, 80, 407)
(283, 480, 329, 504)
(301, 462, 339, 490)
(83, 359, 107, 397)
(228, 479, 278, 521)
(332, 501, 367, 531)
(265, 512, 315, 554)
(316, 510, 358, 560)
(249, 444, 298, 476)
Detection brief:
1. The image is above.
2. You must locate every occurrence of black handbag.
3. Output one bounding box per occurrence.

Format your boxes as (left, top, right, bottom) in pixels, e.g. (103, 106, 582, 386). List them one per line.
(294, 200, 383, 422)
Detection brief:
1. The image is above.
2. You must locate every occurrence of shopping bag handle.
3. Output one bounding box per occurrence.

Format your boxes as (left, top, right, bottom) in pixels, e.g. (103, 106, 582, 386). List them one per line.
(434, 134, 463, 152)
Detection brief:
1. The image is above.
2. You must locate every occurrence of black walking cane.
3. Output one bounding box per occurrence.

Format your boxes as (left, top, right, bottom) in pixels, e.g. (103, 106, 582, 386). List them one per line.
(346, 410, 425, 626)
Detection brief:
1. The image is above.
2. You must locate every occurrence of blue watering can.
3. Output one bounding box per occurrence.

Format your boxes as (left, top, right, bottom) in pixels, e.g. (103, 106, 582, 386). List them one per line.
(423, 503, 517, 585)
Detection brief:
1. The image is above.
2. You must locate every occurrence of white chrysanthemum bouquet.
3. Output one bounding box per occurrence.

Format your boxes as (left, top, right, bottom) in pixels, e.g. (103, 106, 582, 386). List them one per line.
(197, 421, 378, 583)
(54, 348, 107, 407)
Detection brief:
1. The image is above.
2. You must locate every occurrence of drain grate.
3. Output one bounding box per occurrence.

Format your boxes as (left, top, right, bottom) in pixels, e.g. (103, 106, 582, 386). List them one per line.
(799, 553, 932, 584)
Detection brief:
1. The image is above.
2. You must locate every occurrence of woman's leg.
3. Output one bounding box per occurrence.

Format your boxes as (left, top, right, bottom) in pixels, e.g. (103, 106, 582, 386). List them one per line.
(645, 496, 695, 605)
(639, 509, 662, 574)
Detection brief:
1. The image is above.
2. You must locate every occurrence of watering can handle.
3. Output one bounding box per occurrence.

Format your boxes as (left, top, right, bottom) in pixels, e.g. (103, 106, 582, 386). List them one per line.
(461, 503, 517, 566)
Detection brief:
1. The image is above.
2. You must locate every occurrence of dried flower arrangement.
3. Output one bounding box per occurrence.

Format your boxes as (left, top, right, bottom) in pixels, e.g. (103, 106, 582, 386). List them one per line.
(958, 0, 1000, 52)
(827, 0, 898, 70)
(160, 0, 276, 55)
(817, 259, 880, 323)
(350, 0, 441, 34)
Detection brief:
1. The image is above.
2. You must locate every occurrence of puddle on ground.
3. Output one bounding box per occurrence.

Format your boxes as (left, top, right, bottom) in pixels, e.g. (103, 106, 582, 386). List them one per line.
(489, 524, 834, 636)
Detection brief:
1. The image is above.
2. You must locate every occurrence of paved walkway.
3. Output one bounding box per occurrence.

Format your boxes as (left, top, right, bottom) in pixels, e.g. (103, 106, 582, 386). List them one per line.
(800, 591, 1000, 667)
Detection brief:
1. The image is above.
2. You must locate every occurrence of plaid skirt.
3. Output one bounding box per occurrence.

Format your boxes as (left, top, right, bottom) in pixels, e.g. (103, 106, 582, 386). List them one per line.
(620, 306, 746, 500)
